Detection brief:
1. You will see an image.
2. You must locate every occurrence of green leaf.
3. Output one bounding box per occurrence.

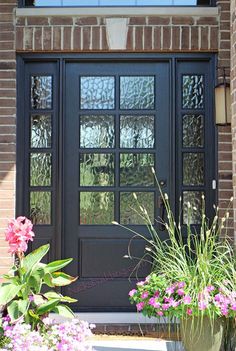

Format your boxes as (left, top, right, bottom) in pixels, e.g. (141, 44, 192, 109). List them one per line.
(32, 294, 45, 306)
(22, 244, 50, 276)
(52, 304, 74, 318)
(28, 275, 42, 294)
(45, 258, 73, 273)
(7, 300, 30, 322)
(36, 299, 59, 316)
(51, 272, 77, 286)
(43, 273, 55, 288)
(0, 284, 22, 306)
(43, 291, 77, 303)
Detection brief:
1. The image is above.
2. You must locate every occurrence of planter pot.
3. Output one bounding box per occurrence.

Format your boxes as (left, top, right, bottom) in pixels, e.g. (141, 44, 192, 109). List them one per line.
(180, 316, 225, 351)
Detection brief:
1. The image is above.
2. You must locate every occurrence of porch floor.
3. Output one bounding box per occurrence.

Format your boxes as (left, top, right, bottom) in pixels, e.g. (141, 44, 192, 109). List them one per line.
(89, 335, 185, 351)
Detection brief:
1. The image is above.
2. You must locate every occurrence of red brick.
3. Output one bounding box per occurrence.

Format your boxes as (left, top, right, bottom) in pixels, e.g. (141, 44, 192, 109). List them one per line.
(148, 16, 170, 25)
(200, 27, 209, 50)
(0, 23, 14, 32)
(82, 27, 91, 51)
(51, 17, 73, 26)
(0, 154, 16, 161)
(210, 26, 219, 51)
(0, 31, 14, 41)
(191, 26, 199, 50)
(0, 116, 16, 123)
(126, 27, 134, 51)
(25, 27, 34, 50)
(130, 17, 146, 25)
(172, 16, 194, 25)
(172, 27, 180, 51)
(75, 17, 98, 26)
(101, 26, 108, 51)
(92, 27, 100, 51)
(27, 16, 49, 26)
(181, 27, 190, 50)
(153, 27, 161, 51)
(0, 5, 15, 13)
(53, 27, 61, 51)
(144, 27, 152, 51)
(0, 99, 15, 107)
(0, 135, 16, 143)
(0, 52, 15, 60)
(0, 42, 14, 50)
(73, 27, 81, 51)
(16, 27, 24, 50)
(63, 26, 71, 50)
(16, 17, 25, 26)
(135, 26, 143, 51)
(43, 27, 52, 51)
(34, 27, 43, 51)
(196, 17, 218, 25)
(0, 81, 15, 89)
(163, 27, 171, 50)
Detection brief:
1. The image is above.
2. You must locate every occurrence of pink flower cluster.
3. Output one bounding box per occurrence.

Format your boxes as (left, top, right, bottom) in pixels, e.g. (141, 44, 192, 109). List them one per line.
(1, 317, 95, 351)
(5, 217, 35, 255)
(129, 276, 236, 318)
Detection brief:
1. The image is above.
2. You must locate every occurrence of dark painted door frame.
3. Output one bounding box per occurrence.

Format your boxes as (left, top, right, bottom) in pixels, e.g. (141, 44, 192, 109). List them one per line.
(16, 53, 217, 311)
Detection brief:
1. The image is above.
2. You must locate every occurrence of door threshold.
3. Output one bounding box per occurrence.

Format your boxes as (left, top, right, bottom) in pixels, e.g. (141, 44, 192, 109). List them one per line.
(51, 312, 171, 324)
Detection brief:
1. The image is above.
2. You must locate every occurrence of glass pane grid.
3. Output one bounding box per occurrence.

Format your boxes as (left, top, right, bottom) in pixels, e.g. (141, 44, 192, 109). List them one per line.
(182, 75, 204, 110)
(31, 75, 52, 110)
(30, 191, 52, 225)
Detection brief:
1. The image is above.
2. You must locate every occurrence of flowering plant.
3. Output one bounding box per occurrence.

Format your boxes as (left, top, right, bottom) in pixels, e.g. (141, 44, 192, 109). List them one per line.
(0, 217, 77, 328)
(129, 273, 236, 319)
(0, 316, 94, 351)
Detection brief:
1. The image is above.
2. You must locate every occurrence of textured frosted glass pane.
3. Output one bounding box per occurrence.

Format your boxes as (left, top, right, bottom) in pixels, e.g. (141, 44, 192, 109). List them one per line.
(182, 75, 204, 109)
(120, 115, 154, 148)
(183, 114, 204, 148)
(183, 153, 204, 186)
(30, 191, 51, 225)
(80, 76, 115, 109)
(80, 115, 114, 148)
(120, 76, 155, 110)
(120, 153, 154, 187)
(80, 153, 114, 186)
(30, 153, 52, 186)
(31, 114, 52, 148)
(80, 192, 114, 224)
(183, 191, 204, 225)
(120, 192, 154, 224)
(31, 76, 52, 109)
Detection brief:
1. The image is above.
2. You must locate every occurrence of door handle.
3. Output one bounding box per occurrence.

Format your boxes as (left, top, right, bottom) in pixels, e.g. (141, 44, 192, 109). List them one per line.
(158, 195, 166, 231)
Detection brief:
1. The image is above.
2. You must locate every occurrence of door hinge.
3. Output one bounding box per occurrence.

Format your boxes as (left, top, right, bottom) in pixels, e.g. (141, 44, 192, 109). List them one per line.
(212, 179, 217, 190)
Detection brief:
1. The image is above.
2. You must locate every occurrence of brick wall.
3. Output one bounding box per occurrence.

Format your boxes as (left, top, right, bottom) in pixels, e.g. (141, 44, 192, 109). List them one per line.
(231, 0, 236, 244)
(0, 1, 234, 277)
(0, 1, 16, 276)
(15, 15, 219, 52)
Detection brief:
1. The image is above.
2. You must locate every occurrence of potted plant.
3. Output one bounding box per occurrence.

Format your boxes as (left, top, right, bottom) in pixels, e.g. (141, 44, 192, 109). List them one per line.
(115, 170, 236, 351)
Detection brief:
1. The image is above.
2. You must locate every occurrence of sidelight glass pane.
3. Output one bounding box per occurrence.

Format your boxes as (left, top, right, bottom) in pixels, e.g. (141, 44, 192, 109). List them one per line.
(120, 76, 155, 110)
(183, 191, 204, 225)
(120, 192, 154, 224)
(183, 153, 204, 186)
(30, 153, 52, 186)
(120, 153, 154, 187)
(80, 192, 114, 224)
(80, 76, 115, 109)
(31, 114, 52, 148)
(183, 114, 204, 148)
(80, 115, 115, 148)
(120, 115, 154, 148)
(182, 75, 204, 109)
(30, 191, 51, 225)
(80, 153, 114, 186)
(31, 76, 52, 109)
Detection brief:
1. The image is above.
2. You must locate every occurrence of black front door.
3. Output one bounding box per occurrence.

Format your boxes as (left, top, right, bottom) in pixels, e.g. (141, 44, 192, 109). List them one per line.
(63, 61, 170, 311)
(18, 56, 216, 312)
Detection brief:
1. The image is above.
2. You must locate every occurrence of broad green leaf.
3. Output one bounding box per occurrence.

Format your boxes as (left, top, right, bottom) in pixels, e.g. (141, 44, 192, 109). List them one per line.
(28, 275, 42, 294)
(7, 300, 30, 322)
(0, 284, 22, 306)
(46, 258, 73, 273)
(52, 304, 74, 318)
(51, 272, 77, 286)
(43, 273, 55, 288)
(33, 294, 45, 306)
(22, 244, 50, 276)
(36, 299, 59, 315)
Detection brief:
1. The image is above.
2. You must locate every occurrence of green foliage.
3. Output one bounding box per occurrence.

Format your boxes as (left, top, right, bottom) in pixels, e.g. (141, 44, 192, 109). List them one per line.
(0, 244, 77, 328)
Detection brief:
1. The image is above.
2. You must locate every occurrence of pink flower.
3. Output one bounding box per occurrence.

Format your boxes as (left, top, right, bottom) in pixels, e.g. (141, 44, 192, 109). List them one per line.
(129, 289, 137, 297)
(221, 306, 229, 316)
(162, 303, 170, 310)
(231, 303, 236, 311)
(187, 308, 193, 315)
(141, 291, 149, 299)
(198, 301, 208, 310)
(154, 290, 160, 298)
(157, 311, 163, 316)
(177, 289, 185, 296)
(136, 302, 145, 311)
(5, 216, 34, 255)
(137, 281, 145, 287)
(148, 297, 160, 308)
(178, 282, 186, 288)
(183, 295, 192, 305)
(166, 286, 175, 295)
(206, 285, 215, 292)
